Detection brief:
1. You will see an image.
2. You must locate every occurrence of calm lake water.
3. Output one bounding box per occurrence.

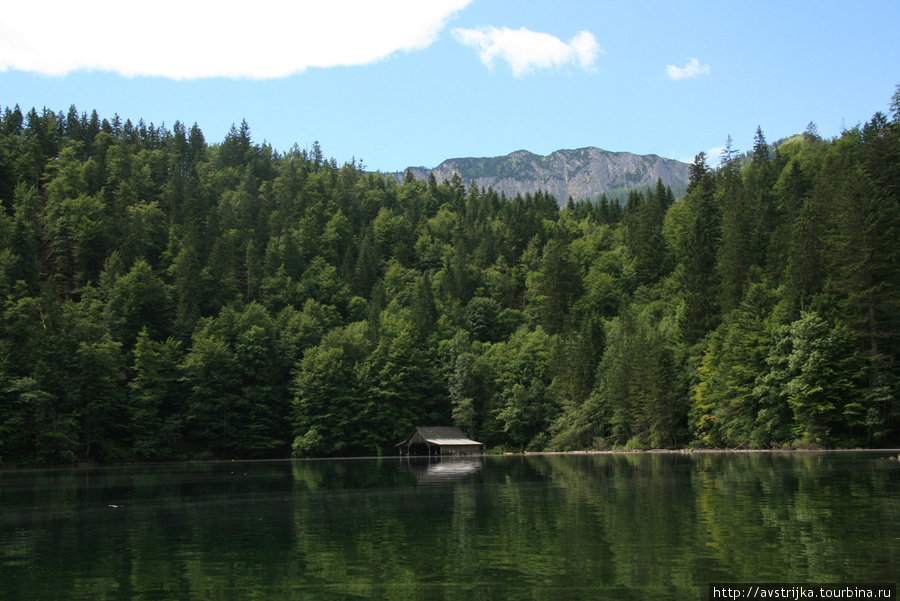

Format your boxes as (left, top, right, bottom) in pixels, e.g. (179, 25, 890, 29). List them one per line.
(0, 452, 897, 600)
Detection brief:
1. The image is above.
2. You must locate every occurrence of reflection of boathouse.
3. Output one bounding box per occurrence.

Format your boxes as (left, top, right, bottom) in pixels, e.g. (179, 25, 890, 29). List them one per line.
(404, 457, 483, 485)
(397, 427, 484, 456)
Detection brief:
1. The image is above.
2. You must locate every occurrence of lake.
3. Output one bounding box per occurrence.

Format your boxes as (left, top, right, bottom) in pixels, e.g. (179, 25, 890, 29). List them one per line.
(0, 451, 897, 600)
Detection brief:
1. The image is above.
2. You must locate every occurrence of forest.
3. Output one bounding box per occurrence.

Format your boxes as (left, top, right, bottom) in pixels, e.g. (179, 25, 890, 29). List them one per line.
(1, 87, 899, 464)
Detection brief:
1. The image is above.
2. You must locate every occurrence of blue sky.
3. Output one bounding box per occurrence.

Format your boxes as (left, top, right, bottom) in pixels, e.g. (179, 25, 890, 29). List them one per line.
(2, 1, 898, 172)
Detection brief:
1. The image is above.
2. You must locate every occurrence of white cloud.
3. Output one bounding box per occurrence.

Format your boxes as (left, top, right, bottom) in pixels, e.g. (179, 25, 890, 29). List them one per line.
(0, 0, 472, 79)
(666, 57, 711, 81)
(707, 146, 727, 164)
(452, 26, 601, 77)
(678, 146, 724, 165)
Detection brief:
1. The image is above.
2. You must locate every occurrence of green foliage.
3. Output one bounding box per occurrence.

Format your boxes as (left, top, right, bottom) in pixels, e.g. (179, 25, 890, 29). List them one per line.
(1, 89, 899, 464)
(690, 281, 778, 447)
(129, 331, 184, 460)
(292, 322, 370, 457)
(490, 326, 556, 449)
(589, 302, 684, 449)
(466, 296, 502, 342)
(104, 258, 170, 344)
(448, 349, 490, 439)
(678, 153, 721, 344)
(785, 312, 865, 446)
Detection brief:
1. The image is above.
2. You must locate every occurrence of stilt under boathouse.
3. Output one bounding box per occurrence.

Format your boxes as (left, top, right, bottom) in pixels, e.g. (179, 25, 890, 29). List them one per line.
(397, 427, 484, 456)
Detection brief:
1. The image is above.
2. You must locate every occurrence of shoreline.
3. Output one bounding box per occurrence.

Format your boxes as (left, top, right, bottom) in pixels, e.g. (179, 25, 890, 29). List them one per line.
(4, 447, 899, 469)
(516, 447, 900, 455)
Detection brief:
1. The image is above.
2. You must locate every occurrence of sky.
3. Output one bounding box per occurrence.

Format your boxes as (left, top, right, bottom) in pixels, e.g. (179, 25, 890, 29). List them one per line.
(2, 0, 899, 172)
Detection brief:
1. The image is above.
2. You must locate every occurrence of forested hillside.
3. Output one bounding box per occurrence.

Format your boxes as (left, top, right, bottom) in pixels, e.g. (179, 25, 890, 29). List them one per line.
(1, 89, 899, 464)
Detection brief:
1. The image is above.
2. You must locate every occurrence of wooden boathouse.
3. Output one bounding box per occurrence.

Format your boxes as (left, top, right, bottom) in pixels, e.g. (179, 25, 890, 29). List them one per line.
(397, 427, 484, 456)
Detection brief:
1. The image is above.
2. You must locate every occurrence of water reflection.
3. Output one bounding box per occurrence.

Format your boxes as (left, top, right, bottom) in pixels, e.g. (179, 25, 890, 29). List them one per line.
(403, 456, 483, 485)
(0, 452, 897, 600)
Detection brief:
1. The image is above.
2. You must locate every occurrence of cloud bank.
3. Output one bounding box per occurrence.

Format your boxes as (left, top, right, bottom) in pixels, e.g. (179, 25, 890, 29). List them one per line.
(453, 26, 600, 77)
(666, 57, 711, 80)
(0, 0, 472, 79)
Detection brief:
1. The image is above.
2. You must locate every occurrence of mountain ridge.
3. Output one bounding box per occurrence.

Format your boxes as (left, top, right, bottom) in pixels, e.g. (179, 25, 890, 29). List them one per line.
(390, 146, 691, 204)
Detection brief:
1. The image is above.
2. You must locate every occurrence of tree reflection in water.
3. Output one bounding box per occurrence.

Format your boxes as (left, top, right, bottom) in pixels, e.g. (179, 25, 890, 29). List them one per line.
(0, 452, 897, 600)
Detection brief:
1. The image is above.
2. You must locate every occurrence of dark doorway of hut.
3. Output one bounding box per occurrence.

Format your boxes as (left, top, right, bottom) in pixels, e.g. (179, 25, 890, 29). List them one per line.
(406, 442, 439, 457)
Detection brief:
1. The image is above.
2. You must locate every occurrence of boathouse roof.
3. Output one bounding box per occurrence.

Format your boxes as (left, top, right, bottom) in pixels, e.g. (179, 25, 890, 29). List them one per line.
(397, 427, 483, 455)
(399, 426, 481, 446)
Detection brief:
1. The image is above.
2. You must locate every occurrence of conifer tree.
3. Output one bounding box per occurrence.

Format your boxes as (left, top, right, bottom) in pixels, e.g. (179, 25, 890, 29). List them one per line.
(680, 153, 720, 345)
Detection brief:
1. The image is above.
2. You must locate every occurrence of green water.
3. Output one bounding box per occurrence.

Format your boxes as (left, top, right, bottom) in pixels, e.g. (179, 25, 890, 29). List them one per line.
(0, 452, 897, 600)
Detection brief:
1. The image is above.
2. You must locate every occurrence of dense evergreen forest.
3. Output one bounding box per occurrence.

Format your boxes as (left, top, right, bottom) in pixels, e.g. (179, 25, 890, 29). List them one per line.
(1, 89, 899, 464)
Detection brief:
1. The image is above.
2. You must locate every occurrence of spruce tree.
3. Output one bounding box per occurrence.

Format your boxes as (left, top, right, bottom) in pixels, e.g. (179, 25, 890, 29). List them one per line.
(680, 153, 720, 345)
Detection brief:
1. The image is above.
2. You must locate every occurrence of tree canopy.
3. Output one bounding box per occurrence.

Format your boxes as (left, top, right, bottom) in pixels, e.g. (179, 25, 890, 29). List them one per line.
(1, 91, 899, 464)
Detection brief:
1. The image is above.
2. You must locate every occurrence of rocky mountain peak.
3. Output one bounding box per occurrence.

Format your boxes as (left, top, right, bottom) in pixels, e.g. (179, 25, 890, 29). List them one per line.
(391, 147, 690, 204)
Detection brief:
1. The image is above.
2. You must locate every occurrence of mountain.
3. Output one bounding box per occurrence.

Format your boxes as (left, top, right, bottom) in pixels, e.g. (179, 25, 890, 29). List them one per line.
(391, 147, 691, 204)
